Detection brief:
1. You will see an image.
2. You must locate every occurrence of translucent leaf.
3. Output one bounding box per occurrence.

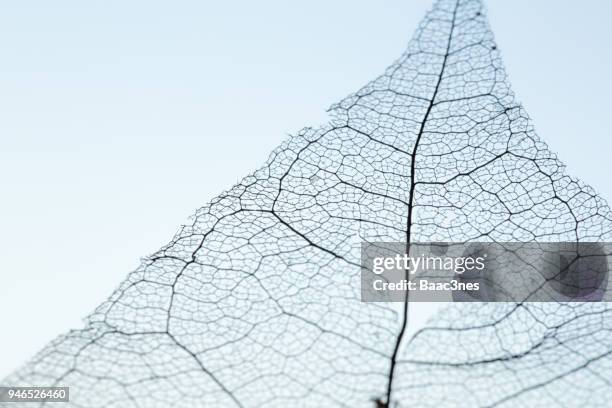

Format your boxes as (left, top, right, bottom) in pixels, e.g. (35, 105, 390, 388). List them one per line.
(4, 0, 612, 407)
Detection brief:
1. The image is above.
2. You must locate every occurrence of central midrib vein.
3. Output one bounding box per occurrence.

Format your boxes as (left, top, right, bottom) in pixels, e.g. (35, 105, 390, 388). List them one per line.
(383, 2, 459, 405)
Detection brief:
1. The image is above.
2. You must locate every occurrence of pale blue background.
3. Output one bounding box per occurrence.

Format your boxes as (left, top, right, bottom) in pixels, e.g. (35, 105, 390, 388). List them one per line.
(0, 0, 610, 377)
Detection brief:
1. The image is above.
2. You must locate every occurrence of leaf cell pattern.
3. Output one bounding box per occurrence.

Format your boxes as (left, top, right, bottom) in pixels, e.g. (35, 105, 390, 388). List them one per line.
(4, 0, 612, 407)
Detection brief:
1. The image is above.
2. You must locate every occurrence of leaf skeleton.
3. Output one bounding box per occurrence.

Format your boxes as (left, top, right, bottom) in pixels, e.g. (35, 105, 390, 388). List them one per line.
(3, 0, 612, 407)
